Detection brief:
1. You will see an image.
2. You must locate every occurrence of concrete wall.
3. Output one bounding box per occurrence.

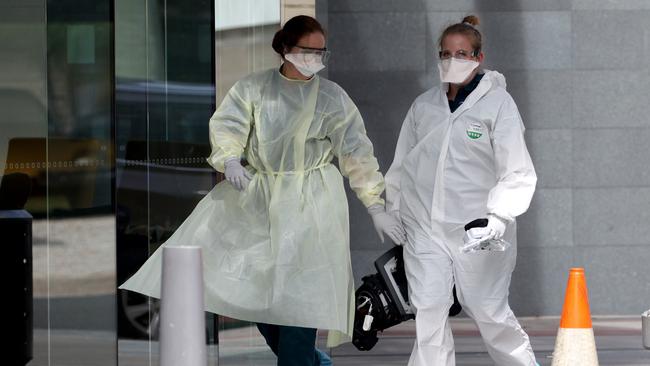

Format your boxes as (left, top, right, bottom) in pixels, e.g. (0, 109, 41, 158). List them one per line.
(324, 0, 650, 316)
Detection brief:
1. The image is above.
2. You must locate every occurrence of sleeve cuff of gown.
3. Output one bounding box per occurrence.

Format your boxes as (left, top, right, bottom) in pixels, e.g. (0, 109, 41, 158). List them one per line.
(361, 196, 385, 209)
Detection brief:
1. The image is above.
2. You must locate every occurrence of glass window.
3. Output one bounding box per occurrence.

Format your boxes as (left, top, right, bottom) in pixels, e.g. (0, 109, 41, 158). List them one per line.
(1, 0, 116, 365)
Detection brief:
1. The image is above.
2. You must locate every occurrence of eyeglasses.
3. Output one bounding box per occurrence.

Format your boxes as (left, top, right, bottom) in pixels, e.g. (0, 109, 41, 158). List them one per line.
(439, 49, 479, 60)
(294, 45, 331, 63)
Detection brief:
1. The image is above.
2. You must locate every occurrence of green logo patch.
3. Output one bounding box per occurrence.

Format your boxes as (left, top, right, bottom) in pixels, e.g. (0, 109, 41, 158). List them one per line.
(466, 123, 484, 140)
(466, 131, 482, 139)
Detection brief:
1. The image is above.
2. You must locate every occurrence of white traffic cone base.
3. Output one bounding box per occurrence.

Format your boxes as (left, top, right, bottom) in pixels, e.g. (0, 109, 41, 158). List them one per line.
(551, 328, 598, 366)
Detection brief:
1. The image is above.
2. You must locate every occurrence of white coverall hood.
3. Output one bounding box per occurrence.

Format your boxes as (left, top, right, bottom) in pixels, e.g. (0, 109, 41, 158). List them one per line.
(482, 69, 507, 89)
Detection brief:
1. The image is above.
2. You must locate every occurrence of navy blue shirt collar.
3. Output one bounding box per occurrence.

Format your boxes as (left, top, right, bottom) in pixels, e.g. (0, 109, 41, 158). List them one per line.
(448, 72, 484, 113)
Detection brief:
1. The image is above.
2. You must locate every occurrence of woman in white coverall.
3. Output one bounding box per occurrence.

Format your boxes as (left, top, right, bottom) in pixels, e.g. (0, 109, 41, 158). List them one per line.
(120, 15, 405, 366)
(385, 15, 539, 366)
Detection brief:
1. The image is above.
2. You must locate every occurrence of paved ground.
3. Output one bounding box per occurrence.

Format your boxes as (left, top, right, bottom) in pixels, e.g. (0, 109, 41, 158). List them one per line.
(31, 216, 116, 297)
(24, 218, 650, 365)
(27, 316, 649, 366)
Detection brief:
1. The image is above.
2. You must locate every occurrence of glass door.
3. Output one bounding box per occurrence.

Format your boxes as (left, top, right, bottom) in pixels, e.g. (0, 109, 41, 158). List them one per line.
(114, 0, 306, 364)
(114, 0, 218, 364)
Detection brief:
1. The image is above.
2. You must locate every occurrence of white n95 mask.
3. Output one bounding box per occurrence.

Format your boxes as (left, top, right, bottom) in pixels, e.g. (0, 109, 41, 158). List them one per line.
(285, 53, 325, 77)
(438, 57, 479, 84)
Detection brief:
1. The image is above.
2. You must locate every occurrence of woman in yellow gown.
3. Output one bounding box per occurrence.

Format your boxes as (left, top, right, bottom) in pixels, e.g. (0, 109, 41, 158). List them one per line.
(121, 15, 405, 366)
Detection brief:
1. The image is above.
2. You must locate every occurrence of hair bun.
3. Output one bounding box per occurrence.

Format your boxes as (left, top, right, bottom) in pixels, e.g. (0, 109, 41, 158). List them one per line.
(462, 15, 480, 27)
(270, 15, 325, 57)
(272, 28, 285, 56)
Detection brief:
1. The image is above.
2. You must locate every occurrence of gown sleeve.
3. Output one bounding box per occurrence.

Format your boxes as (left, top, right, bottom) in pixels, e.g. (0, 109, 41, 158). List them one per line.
(327, 87, 385, 208)
(207, 79, 254, 173)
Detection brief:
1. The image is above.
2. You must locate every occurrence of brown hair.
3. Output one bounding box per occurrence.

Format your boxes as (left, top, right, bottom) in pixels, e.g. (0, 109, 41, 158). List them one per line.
(438, 15, 482, 56)
(272, 15, 326, 57)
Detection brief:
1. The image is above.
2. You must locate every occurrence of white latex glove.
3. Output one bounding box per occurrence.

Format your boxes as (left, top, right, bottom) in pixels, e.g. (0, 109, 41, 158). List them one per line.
(486, 214, 507, 240)
(224, 158, 252, 191)
(462, 226, 493, 253)
(464, 227, 492, 245)
(461, 226, 511, 253)
(368, 204, 407, 245)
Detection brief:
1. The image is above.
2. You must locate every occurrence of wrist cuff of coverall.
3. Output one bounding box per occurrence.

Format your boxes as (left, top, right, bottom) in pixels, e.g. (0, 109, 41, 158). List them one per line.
(488, 212, 512, 223)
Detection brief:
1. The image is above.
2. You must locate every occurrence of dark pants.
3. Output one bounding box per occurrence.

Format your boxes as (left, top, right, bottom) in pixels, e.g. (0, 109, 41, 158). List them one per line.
(256, 323, 319, 366)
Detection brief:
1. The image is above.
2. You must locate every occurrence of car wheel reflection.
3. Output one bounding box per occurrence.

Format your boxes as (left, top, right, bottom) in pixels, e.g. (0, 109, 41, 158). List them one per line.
(120, 289, 160, 339)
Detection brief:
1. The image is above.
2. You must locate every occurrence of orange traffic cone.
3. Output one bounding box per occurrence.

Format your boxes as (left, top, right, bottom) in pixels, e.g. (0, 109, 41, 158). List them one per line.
(551, 268, 599, 366)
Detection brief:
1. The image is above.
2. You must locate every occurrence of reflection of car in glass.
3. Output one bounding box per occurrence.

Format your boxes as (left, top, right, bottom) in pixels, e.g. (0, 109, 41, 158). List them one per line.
(115, 78, 217, 338)
(116, 140, 216, 338)
(115, 79, 216, 147)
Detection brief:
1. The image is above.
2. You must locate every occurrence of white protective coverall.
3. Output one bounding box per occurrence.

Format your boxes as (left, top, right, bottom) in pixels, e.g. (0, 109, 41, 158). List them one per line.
(385, 70, 537, 365)
(120, 68, 385, 347)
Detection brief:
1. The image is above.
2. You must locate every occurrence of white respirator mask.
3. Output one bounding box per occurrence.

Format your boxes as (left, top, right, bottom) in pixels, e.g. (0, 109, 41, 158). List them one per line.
(284, 53, 325, 78)
(437, 57, 479, 84)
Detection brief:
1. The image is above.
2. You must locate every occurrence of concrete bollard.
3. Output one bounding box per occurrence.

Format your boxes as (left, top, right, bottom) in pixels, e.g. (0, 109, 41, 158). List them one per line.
(160, 246, 207, 366)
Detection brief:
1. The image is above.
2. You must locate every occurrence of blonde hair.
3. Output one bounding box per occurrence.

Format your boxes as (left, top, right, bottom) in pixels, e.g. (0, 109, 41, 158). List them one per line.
(438, 15, 482, 56)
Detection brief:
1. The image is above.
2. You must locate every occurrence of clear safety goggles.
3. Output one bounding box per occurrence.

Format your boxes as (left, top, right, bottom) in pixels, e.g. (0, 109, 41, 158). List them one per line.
(292, 45, 331, 63)
(438, 49, 480, 60)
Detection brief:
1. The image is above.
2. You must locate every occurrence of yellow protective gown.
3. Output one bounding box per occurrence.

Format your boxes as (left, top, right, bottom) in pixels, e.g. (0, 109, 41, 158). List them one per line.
(120, 67, 385, 346)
